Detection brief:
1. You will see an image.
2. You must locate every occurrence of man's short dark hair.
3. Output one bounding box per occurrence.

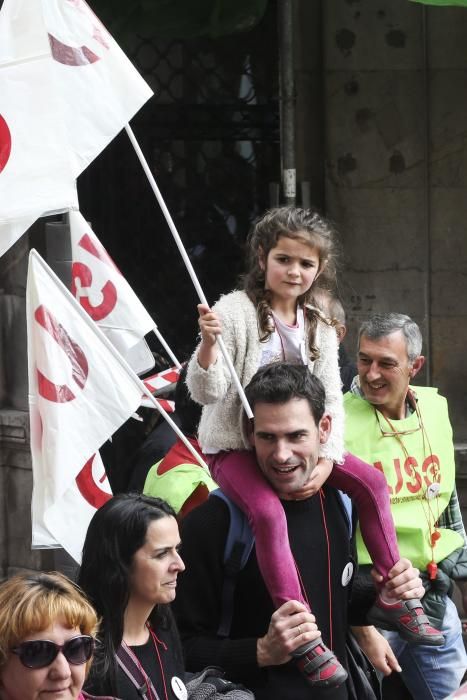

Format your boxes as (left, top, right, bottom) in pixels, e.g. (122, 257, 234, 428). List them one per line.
(244, 362, 325, 426)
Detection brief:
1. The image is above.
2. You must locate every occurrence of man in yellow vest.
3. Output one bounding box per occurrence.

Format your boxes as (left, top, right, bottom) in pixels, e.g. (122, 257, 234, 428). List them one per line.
(345, 312, 467, 699)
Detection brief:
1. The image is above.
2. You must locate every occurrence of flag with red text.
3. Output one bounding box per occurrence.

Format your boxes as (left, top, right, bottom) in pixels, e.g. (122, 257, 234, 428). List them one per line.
(0, 0, 152, 257)
(27, 250, 144, 562)
(69, 210, 154, 373)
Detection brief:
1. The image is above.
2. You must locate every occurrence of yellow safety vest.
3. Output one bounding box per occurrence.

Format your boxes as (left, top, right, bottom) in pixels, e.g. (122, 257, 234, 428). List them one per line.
(143, 461, 217, 514)
(344, 387, 463, 570)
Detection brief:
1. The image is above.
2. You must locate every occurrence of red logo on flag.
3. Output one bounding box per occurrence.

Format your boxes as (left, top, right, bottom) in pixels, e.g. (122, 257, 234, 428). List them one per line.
(76, 454, 112, 509)
(47, 0, 110, 66)
(72, 262, 117, 321)
(0, 115, 12, 174)
(71, 232, 120, 320)
(35, 305, 89, 402)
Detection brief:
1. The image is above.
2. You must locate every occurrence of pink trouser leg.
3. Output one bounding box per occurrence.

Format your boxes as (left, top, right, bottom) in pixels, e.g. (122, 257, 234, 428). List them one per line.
(327, 452, 400, 580)
(208, 450, 308, 609)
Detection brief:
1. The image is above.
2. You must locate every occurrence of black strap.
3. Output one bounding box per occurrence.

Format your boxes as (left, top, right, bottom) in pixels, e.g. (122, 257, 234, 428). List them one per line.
(210, 490, 254, 638)
(116, 643, 161, 700)
(218, 540, 248, 637)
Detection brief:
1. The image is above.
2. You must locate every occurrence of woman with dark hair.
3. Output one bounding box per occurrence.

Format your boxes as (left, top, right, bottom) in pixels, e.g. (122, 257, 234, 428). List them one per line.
(78, 493, 186, 700)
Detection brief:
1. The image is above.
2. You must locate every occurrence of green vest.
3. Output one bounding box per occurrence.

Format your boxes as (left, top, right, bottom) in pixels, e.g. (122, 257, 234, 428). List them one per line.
(143, 462, 217, 514)
(344, 387, 463, 570)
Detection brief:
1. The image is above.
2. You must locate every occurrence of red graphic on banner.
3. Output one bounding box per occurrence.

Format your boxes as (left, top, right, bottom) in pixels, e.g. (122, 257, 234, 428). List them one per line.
(78, 233, 120, 274)
(35, 305, 89, 402)
(72, 262, 117, 321)
(144, 367, 181, 394)
(0, 115, 12, 174)
(48, 0, 110, 66)
(76, 454, 111, 509)
(48, 34, 100, 65)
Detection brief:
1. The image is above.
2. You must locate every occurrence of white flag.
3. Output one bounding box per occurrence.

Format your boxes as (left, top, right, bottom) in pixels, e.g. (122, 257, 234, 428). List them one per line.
(0, 0, 78, 256)
(46, 452, 113, 562)
(0, 0, 152, 256)
(27, 249, 144, 562)
(41, 0, 152, 177)
(69, 210, 155, 373)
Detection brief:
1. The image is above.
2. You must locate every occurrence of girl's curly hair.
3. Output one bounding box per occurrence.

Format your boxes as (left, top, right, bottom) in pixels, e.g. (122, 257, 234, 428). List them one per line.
(242, 206, 339, 360)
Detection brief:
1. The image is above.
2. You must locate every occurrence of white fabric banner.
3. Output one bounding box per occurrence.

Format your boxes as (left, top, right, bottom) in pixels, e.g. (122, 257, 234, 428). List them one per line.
(46, 452, 113, 563)
(27, 250, 144, 562)
(0, 0, 77, 256)
(41, 0, 153, 177)
(0, 0, 152, 257)
(69, 210, 155, 373)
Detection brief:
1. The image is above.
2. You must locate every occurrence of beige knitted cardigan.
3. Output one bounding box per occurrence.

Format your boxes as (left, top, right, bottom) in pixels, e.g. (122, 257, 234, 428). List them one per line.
(186, 290, 344, 462)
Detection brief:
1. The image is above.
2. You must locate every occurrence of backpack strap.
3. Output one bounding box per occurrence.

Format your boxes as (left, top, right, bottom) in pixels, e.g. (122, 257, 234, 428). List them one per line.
(210, 489, 254, 638)
(116, 643, 161, 700)
(337, 490, 354, 537)
(210, 488, 354, 639)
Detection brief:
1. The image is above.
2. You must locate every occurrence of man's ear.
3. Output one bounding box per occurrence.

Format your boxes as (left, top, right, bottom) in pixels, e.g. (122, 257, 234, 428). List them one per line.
(318, 413, 332, 445)
(410, 355, 425, 379)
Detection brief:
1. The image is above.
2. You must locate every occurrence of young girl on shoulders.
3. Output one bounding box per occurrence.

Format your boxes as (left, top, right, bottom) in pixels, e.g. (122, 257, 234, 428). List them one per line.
(187, 207, 443, 689)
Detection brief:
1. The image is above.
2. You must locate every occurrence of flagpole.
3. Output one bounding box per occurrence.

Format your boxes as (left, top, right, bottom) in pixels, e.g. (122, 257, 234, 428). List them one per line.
(31, 250, 211, 474)
(140, 385, 210, 473)
(152, 325, 181, 369)
(124, 124, 253, 420)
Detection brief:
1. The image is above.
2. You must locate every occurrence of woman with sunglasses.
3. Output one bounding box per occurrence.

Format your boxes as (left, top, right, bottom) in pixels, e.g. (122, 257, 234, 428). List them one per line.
(0, 571, 117, 700)
(78, 494, 187, 700)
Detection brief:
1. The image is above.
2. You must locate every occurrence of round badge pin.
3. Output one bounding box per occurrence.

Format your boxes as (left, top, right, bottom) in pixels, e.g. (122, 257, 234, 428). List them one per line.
(341, 562, 354, 587)
(426, 483, 440, 500)
(171, 676, 187, 700)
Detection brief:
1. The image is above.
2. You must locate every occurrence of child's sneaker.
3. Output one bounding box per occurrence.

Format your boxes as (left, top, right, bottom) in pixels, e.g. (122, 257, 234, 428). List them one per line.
(292, 637, 348, 688)
(367, 596, 444, 646)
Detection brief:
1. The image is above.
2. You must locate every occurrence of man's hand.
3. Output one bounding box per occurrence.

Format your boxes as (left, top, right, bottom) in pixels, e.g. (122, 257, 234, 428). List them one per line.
(351, 626, 401, 676)
(373, 558, 425, 601)
(278, 459, 333, 501)
(257, 600, 321, 667)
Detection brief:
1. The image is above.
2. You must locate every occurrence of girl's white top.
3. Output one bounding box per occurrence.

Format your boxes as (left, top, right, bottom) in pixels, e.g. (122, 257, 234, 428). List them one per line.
(186, 290, 344, 462)
(261, 307, 306, 365)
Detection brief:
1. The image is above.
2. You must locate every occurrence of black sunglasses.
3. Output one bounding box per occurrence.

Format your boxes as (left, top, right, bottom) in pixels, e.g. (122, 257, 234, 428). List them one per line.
(11, 635, 94, 669)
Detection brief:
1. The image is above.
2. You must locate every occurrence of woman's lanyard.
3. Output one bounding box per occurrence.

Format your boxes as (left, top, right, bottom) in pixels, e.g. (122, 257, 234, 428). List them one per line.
(118, 624, 171, 700)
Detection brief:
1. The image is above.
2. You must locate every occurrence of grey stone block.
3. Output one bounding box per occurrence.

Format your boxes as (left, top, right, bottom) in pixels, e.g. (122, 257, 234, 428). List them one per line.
(324, 0, 422, 72)
(325, 188, 426, 267)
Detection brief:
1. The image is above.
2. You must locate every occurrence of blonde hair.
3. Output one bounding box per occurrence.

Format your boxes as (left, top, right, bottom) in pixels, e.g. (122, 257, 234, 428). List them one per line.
(0, 572, 97, 670)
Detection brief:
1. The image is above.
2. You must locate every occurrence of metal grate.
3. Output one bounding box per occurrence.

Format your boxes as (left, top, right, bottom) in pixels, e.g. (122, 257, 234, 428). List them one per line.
(78, 3, 279, 362)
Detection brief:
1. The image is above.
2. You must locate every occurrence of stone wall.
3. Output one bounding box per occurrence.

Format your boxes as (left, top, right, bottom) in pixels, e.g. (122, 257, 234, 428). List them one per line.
(320, 0, 467, 441)
(0, 227, 55, 578)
